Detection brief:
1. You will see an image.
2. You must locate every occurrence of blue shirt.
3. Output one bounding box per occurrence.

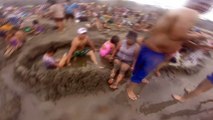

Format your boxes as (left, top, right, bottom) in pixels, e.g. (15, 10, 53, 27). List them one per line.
(65, 3, 78, 14)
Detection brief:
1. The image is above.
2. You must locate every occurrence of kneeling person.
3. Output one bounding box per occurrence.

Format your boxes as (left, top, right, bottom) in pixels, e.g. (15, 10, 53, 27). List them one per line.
(66, 28, 102, 68)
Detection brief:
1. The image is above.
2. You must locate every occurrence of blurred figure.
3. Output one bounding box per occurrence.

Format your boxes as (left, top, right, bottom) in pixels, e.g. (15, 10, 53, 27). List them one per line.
(64, 0, 78, 23)
(108, 31, 139, 89)
(172, 75, 213, 102)
(100, 35, 120, 61)
(45, 0, 65, 31)
(127, 0, 213, 100)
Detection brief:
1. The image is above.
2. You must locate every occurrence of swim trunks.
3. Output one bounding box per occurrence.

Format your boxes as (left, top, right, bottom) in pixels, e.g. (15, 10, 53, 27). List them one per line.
(131, 45, 166, 84)
(73, 48, 90, 58)
(207, 73, 213, 84)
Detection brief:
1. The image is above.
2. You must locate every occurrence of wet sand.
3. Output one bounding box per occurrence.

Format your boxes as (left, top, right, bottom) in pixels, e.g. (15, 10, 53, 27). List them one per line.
(0, 17, 213, 120)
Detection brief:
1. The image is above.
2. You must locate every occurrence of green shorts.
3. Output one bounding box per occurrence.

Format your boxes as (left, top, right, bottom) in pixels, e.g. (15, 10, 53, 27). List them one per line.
(73, 48, 90, 58)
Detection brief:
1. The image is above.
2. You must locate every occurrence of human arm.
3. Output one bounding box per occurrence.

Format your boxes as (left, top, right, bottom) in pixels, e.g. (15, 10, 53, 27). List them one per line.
(66, 39, 78, 64)
(185, 31, 206, 40)
(110, 41, 121, 60)
(184, 40, 213, 50)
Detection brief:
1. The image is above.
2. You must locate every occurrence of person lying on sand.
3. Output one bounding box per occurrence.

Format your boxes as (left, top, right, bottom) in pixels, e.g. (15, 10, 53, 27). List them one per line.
(42, 47, 68, 69)
(99, 35, 120, 61)
(127, 0, 213, 101)
(4, 27, 25, 57)
(66, 27, 103, 68)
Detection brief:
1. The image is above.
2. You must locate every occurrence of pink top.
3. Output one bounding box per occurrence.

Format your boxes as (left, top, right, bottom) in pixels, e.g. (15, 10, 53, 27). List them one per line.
(100, 41, 113, 57)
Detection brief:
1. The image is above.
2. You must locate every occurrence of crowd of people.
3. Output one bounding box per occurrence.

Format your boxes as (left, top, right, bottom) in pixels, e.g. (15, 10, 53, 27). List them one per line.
(1, 0, 213, 102)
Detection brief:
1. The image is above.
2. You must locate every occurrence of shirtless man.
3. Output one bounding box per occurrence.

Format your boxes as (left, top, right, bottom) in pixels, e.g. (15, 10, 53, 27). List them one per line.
(127, 0, 213, 100)
(66, 27, 103, 68)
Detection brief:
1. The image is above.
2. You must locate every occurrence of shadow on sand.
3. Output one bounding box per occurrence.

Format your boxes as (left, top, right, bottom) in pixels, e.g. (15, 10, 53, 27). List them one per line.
(160, 99, 213, 120)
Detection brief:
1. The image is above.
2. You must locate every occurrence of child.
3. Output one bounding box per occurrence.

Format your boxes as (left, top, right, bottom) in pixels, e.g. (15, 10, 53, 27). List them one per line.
(42, 47, 68, 69)
(100, 35, 120, 61)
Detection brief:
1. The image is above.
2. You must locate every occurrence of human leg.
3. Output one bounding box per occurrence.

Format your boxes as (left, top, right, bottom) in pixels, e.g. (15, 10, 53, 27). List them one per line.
(155, 61, 169, 77)
(127, 81, 139, 100)
(87, 50, 98, 65)
(108, 59, 121, 84)
(110, 62, 130, 89)
(58, 20, 65, 31)
(58, 53, 68, 68)
(172, 78, 213, 102)
(127, 46, 166, 100)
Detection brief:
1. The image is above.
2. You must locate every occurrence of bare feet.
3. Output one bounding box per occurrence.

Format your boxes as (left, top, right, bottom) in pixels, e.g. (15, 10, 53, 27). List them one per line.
(108, 78, 114, 85)
(127, 88, 138, 101)
(109, 84, 118, 90)
(142, 79, 150, 84)
(172, 94, 185, 102)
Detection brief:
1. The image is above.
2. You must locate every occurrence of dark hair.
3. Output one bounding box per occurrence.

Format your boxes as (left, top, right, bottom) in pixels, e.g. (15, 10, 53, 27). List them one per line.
(33, 20, 39, 25)
(47, 47, 57, 54)
(110, 35, 119, 45)
(126, 31, 138, 41)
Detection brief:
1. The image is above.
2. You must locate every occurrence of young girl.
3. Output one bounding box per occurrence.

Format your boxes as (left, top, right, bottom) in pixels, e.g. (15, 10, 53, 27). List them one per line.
(100, 35, 120, 61)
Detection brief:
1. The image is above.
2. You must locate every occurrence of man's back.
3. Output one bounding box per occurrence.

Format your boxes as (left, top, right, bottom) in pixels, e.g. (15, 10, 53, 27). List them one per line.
(145, 8, 199, 54)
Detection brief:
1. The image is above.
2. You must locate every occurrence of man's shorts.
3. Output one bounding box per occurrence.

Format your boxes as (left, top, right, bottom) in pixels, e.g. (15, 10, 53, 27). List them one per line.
(54, 18, 64, 22)
(131, 45, 166, 84)
(73, 48, 90, 58)
(207, 73, 213, 84)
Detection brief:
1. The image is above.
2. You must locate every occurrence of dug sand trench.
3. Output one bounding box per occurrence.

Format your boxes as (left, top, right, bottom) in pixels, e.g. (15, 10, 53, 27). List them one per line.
(15, 40, 111, 100)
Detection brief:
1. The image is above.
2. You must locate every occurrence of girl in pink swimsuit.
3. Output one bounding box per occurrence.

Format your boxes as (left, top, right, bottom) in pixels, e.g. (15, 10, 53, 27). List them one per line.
(100, 35, 119, 60)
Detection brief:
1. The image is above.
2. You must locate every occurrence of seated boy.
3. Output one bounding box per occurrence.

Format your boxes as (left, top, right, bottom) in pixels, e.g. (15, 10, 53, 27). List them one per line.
(42, 47, 67, 69)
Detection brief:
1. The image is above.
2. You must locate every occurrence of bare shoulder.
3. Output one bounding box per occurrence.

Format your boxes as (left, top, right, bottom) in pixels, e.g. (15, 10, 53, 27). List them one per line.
(72, 37, 79, 45)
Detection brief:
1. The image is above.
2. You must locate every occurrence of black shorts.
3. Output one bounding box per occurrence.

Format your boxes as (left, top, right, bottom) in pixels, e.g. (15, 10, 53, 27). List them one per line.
(65, 13, 74, 19)
(54, 18, 64, 22)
